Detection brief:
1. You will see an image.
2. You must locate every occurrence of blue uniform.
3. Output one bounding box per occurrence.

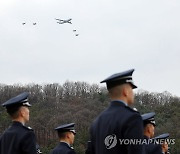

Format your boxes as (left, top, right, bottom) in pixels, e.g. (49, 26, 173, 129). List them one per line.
(144, 135, 162, 154)
(90, 100, 145, 154)
(0, 121, 37, 154)
(51, 142, 76, 154)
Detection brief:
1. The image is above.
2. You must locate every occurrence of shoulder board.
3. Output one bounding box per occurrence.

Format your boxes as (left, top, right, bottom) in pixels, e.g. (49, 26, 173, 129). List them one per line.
(70, 146, 74, 150)
(125, 106, 139, 113)
(23, 125, 34, 131)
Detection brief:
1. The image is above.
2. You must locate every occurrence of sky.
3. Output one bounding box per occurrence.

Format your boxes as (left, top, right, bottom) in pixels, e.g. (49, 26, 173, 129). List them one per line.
(0, 0, 180, 97)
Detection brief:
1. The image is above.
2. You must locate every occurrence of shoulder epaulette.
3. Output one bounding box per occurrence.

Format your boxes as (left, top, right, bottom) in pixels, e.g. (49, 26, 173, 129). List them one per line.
(23, 125, 34, 131)
(125, 106, 139, 113)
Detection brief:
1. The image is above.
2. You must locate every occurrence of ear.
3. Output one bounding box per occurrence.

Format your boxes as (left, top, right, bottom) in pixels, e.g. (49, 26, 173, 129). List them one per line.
(19, 107, 25, 117)
(66, 132, 71, 139)
(123, 85, 128, 97)
(144, 124, 150, 133)
(147, 126, 151, 134)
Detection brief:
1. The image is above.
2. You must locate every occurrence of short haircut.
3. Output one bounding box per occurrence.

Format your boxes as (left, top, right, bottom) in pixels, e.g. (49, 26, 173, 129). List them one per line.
(108, 84, 126, 96)
(7, 105, 21, 119)
(58, 131, 69, 139)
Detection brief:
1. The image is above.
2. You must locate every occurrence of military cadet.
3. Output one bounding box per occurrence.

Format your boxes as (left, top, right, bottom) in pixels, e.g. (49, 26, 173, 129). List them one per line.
(51, 123, 76, 154)
(0, 92, 37, 154)
(89, 69, 145, 154)
(154, 133, 169, 154)
(141, 112, 169, 154)
(141, 112, 162, 154)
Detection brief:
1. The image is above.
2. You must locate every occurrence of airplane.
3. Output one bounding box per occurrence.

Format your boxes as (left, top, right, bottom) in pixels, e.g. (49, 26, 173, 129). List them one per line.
(73, 30, 76, 32)
(75, 34, 79, 36)
(33, 23, 37, 25)
(55, 18, 72, 24)
(22, 23, 26, 25)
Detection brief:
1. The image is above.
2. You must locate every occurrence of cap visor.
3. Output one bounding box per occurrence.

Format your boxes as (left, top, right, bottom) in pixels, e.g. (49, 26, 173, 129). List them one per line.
(131, 83, 137, 89)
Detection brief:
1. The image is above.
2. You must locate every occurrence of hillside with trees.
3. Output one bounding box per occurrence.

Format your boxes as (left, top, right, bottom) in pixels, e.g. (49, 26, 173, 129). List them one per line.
(0, 81, 179, 154)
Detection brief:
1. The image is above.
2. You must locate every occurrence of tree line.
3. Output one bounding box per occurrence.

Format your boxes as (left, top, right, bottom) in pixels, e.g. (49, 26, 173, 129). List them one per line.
(0, 81, 179, 154)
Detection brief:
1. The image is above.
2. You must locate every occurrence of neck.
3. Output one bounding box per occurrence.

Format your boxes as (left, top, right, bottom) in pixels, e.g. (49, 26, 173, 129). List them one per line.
(60, 139, 70, 145)
(111, 96, 129, 105)
(12, 118, 25, 125)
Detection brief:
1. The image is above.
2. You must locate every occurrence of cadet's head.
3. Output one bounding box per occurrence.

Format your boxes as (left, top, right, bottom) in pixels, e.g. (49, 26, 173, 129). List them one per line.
(55, 123, 76, 145)
(2, 92, 31, 123)
(141, 112, 156, 138)
(100, 69, 137, 105)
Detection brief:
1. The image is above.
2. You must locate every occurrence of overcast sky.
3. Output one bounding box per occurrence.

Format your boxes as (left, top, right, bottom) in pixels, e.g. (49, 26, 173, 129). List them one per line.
(0, 0, 180, 97)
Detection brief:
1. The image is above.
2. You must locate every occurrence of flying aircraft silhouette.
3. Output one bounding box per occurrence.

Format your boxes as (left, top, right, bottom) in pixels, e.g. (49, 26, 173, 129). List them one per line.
(22, 23, 26, 25)
(33, 23, 37, 25)
(55, 18, 72, 24)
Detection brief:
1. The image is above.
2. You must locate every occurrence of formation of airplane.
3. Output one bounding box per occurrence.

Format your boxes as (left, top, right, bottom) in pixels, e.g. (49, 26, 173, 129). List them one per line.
(55, 18, 72, 24)
(22, 18, 79, 36)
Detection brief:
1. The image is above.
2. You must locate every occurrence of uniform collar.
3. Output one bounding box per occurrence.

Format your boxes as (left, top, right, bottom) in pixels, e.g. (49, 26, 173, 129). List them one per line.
(111, 100, 128, 106)
(60, 141, 70, 147)
(12, 121, 24, 126)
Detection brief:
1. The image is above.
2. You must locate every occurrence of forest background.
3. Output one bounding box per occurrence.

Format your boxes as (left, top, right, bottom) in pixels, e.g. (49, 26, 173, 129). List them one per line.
(0, 81, 179, 153)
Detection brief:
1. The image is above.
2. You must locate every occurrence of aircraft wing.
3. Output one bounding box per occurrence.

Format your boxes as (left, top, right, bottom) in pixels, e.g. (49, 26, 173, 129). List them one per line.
(55, 18, 64, 21)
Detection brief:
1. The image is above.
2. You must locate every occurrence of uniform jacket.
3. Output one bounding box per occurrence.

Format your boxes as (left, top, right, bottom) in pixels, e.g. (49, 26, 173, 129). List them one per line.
(51, 142, 76, 154)
(0, 121, 37, 154)
(144, 135, 162, 154)
(90, 100, 145, 154)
